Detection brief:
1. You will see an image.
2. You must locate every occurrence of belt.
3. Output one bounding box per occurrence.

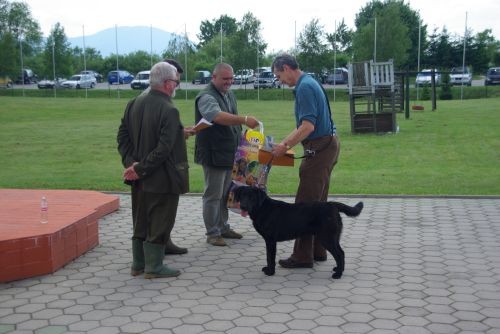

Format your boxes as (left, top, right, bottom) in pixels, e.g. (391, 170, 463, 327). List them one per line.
(300, 134, 337, 158)
(302, 134, 336, 145)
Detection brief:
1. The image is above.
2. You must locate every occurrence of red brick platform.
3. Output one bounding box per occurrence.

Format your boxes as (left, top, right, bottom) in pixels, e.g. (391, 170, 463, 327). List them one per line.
(0, 189, 120, 283)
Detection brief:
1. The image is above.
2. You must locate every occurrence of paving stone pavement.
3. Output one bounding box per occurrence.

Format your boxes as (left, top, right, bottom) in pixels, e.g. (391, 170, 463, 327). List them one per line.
(1, 194, 500, 334)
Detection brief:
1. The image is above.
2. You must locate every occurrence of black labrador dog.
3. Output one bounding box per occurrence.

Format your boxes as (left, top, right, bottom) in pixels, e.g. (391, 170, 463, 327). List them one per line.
(233, 186, 363, 279)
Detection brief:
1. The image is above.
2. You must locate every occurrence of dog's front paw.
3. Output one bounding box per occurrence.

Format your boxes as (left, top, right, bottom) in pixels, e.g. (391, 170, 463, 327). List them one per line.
(332, 267, 343, 279)
(262, 266, 275, 276)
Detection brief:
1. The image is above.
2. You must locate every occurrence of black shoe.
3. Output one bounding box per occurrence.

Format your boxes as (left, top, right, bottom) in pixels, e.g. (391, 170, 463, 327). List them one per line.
(278, 258, 313, 269)
(164, 240, 188, 255)
(314, 255, 327, 262)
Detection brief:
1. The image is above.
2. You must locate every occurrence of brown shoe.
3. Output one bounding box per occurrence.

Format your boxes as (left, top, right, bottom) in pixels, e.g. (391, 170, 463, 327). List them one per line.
(221, 229, 242, 239)
(278, 258, 313, 269)
(206, 236, 227, 246)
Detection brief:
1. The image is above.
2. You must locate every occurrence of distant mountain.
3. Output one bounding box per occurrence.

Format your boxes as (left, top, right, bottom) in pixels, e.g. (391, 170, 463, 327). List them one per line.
(67, 26, 184, 57)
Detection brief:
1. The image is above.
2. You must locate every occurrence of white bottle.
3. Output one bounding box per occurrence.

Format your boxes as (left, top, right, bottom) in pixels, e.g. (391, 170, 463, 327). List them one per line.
(40, 196, 48, 224)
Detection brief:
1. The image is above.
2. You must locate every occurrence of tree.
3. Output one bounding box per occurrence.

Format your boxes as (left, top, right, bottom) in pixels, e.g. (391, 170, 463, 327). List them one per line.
(124, 50, 161, 74)
(296, 18, 329, 74)
(197, 15, 237, 48)
(469, 29, 497, 73)
(0, 30, 16, 75)
(326, 19, 353, 54)
(439, 72, 452, 100)
(353, 1, 411, 67)
(354, 0, 421, 69)
(425, 28, 453, 68)
(40, 23, 73, 78)
(0, 0, 42, 75)
(226, 12, 267, 71)
(162, 35, 195, 81)
(82, 47, 105, 74)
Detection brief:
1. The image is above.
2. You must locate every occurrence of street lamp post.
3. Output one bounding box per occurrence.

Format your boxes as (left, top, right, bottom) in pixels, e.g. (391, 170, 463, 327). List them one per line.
(19, 33, 25, 97)
(373, 17, 377, 62)
(220, 22, 223, 63)
(52, 39, 56, 98)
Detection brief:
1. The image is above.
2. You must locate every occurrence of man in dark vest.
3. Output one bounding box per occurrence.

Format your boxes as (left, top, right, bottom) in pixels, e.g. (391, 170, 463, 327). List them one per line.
(194, 63, 259, 246)
(117, 62, 189, 278)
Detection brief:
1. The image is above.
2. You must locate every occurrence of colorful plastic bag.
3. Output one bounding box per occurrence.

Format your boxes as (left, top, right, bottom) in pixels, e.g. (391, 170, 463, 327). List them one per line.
(227, 123, 271, 211)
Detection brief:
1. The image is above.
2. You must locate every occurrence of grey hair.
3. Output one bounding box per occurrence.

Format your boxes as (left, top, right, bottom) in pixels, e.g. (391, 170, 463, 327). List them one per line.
(213, 63, 233, 75)
(149, 62, 177, 88)
(271, 54, 299, 72)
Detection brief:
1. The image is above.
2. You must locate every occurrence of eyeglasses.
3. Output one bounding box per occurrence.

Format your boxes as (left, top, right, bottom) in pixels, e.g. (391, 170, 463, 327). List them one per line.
(166, 79, 180, 87)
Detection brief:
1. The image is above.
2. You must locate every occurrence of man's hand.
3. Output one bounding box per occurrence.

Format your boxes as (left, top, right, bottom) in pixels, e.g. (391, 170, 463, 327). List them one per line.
(245, 116, 259, 129)
(184, 126, 196, 139)
(271, 143, 288, 157)
(123, 162, 139, 181)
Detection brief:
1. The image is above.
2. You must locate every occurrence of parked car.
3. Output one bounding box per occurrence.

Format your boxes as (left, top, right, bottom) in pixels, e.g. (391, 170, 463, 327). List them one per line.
(130, 70, 150, 90)
(306, 72, 323, 83)
(326, 68, 348, 84)
(81, 70, 103, 83)
(61, 74, 96, 89)
(234, 69, 255, 84)
(255, 67, 271, 78)
(192, 71, 212, 85)
(37, 77, 66, 89)
(484, 67, 500, 86)
(192, 70, 211, 84)
(0, 76, 13, 88)
(253, 71, 281, 89)
(107, 70, 134, 84)
(415, 69, 441, 87)
(449, 67, 472, 86)
(15, 69, 37, 84)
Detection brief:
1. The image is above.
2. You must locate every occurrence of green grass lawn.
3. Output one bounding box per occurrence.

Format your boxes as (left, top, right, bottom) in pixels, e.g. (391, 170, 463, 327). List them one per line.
(0, 96, 499, 195)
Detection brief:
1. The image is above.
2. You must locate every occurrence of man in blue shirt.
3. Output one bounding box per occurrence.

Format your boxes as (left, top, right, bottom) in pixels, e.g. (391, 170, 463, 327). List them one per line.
(271, 54, 340, 269)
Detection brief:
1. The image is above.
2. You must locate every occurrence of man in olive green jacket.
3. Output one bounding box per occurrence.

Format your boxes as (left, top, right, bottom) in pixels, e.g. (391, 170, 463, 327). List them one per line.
(117, 62, 192, 278)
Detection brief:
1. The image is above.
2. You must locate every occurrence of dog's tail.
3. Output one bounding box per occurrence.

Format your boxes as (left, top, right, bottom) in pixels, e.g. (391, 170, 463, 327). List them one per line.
(334, 201, 363, 217)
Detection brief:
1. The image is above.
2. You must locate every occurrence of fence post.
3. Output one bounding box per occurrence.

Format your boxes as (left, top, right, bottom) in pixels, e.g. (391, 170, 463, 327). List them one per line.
(405, 70, 410, 119)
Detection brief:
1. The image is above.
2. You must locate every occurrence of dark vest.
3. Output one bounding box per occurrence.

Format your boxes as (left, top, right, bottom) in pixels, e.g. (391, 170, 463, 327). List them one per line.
(194, 83, 241, 167)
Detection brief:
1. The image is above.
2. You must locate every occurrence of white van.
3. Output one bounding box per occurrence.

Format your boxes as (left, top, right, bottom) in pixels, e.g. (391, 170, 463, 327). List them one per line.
(255, 67, 271, 78)
(130, 70, 150, 90)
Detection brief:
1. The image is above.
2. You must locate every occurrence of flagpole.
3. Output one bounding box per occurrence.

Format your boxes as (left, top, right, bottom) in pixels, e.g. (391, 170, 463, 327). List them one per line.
(460, 12, 468, 100)
(185, 24, 188, 101)
(83, 25, 88, 98)
(52, 33, 56, 98)
(333, 19, 337, 102)
(115, 24, 120, 99)
(150, 24, 153, 68)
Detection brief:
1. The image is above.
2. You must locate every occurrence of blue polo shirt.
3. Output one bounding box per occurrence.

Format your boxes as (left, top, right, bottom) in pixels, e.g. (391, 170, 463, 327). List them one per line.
(293, 74, 336, 139)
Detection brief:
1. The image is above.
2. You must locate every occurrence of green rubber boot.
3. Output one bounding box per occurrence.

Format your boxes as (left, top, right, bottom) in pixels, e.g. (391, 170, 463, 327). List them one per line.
(131, 238, 145, 276)
(143, 242, 181, 279)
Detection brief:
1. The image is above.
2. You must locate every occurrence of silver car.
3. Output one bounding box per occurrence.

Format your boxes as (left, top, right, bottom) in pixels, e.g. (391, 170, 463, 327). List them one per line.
(415, 69, 441, 87)
(61, 74, 96, 89)
(449, 67, 472, 86)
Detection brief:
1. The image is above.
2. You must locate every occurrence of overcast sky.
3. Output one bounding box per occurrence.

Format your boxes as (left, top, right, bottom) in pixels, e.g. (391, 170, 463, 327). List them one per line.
(26, 0, 499, 53)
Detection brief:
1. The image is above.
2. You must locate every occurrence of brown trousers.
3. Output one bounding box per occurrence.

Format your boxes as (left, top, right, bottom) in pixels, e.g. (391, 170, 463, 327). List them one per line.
(290, 135, 340, 263)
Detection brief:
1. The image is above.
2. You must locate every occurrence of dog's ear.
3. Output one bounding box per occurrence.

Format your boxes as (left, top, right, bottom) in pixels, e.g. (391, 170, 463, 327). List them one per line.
(233, 187, 241, 202)
(255, 188, 267, 207)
